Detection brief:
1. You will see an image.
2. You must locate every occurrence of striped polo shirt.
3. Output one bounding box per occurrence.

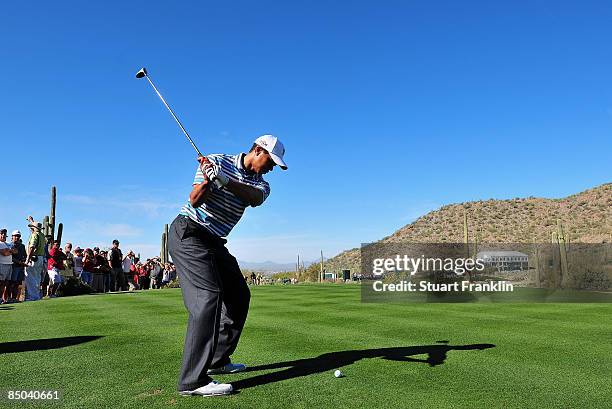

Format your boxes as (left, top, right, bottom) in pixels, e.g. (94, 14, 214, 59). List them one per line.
(180, 153, 271, 238)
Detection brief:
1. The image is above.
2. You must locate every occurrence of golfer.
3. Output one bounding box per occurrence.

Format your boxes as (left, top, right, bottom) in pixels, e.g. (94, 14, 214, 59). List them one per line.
(168, 134, 287, 396)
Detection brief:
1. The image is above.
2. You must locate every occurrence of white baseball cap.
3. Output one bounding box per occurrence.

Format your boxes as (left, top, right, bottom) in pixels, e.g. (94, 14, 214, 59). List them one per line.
(12, 230, 22, 236)
(254, 134, 288, 170)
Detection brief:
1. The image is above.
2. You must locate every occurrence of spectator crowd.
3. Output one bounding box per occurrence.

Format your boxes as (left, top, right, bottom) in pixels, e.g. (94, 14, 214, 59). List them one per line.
(0, 218, 177, 304)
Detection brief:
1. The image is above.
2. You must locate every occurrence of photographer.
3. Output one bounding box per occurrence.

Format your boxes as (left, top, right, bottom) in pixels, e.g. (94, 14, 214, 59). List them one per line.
(98, 250, 112, 292)
(123, 250, 138, 291)
(0, 228, 15, 304)
(8, 231, 27, 303)
(61, 243, 74, 281)
(81, 248, 95, 287)
(150, 258, 163, 289)
(138, 261, 150, 290)
(91, 248, 107, 293)
(73, 247, 84, 281)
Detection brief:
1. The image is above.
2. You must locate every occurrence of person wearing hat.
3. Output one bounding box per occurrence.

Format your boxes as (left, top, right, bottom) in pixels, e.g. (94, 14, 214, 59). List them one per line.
(46, 240, 66, 298)
(168, 134, 287, 397)
(0, 228, 16, 304)
(122, 250, 138, 291)
(24, 218, 46, 301)
(7, 230, 27, 303)
(73, 247, 84, 280)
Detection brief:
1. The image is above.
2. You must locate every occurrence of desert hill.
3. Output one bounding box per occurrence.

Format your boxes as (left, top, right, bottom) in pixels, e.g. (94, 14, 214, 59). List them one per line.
(324, 183, 611, 275)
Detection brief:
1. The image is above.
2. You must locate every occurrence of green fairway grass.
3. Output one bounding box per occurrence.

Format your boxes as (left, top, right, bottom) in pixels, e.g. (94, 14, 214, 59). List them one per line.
(1, 284, 610, 408)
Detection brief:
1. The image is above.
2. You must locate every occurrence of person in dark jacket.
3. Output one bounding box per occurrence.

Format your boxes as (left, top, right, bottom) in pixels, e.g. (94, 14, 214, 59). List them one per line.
(108, 239, 125, 291)
(8, 230, 27, 303)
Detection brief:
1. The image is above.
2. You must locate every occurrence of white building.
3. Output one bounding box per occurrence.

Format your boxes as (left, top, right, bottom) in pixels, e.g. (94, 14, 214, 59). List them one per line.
(477, 250, 529, 271)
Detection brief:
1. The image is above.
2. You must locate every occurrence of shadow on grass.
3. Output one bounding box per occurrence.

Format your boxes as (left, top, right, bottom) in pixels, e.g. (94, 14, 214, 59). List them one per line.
(0, 306, 15, 311)
(0, 336, 103, 354)
(233, 342, 495, 390)
(86, 291, 141, 296)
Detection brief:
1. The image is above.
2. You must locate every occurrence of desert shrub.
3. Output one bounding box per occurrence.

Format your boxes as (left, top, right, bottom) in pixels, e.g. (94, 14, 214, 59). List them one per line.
(56, 277, 95, 297)
(166, 278, 180, 288)
(271, 271, 298, 280)
(569, 270, 610, 291)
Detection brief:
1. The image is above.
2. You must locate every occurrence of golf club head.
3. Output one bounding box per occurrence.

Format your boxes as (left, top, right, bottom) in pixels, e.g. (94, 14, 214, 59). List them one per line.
(135, 67, 148, 78)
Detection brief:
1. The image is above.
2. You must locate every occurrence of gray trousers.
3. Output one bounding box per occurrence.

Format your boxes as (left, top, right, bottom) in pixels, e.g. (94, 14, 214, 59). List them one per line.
(112, 267, 127, 291)
(168, 215, 250, 391)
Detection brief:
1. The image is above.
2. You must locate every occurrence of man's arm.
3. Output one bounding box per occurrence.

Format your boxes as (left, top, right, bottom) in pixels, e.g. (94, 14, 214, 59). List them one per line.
(189, 180, 212, 208)
(225, 180, 265, 207)
(188, 156, 217, 208)
(197, 156, 265, 207)
(26, 244, 34, 263)
(191, 174, 263, 207)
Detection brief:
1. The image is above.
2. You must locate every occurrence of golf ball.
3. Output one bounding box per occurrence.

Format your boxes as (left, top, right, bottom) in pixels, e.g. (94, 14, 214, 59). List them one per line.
(334, 370, 343, 378)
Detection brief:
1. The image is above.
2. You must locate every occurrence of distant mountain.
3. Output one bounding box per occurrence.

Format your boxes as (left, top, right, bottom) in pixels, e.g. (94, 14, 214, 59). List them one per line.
(238, 259, 314, 273)
(324, 183, 611, 274)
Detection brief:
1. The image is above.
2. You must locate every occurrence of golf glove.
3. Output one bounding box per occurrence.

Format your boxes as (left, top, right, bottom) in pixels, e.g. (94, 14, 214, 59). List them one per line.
(203, 163, 230, 188)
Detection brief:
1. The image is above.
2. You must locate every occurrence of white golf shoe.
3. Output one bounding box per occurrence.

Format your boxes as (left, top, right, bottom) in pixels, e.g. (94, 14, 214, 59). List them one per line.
(207, 363, 247, 375)
(179, 380, 233, 396)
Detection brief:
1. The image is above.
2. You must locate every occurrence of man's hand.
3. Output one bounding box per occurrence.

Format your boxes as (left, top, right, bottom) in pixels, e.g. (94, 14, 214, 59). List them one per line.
(195, 155, 263, 207)
(203, 162, 217, 181)
(189, 156, 214, 208)
(198, 157, 229, 188)
(197, 155, 212, 171)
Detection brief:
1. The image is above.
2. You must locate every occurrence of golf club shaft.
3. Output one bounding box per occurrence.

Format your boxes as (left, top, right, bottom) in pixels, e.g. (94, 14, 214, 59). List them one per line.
(143, 74, 203, 157)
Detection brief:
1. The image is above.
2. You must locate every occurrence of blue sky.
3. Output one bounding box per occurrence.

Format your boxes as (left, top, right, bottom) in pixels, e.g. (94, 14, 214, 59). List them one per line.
(1, 1, 610, 262)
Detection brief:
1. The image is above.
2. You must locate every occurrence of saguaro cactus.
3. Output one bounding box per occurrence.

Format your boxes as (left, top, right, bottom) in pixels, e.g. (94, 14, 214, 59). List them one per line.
(160, 224, 169, 264)
(532, 238, 541, 287)
(164, 224, 169, 262)
(50, 186, 57, 239)
(463, 211, 469, 255)
(463, 211, 473, 282)
(472, 226, 479, 260)
(320, 250, 324, 283)
(557, 220, 569, 288)
(43, 216, 50, 237)
(56, 223, 63, 246)
(160, 232, 167, 264)
(463, 211, 469, 242)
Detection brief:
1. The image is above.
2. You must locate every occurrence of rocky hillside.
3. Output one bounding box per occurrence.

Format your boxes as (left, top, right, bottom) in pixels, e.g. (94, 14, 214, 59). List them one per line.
(325, 183, 611, 274)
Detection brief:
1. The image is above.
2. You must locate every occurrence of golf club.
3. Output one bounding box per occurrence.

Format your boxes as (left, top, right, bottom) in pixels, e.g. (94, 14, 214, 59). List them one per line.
(135, 67, 203, 157)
